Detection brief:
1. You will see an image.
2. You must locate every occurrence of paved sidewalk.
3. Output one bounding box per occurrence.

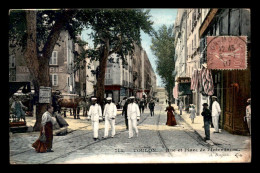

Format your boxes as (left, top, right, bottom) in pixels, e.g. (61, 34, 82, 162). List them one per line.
(172, 104, 251, 150)
(10, 110, 123, 137)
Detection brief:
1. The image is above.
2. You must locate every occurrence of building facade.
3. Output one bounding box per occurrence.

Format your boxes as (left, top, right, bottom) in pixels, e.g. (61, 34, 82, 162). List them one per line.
(103, 43, 156, 104)
(186, 8, 210, 115)
(199, 8, 251, 135)
(9, 30, 85, 97)
(173, 9, 190, 109)
(132, 43, 144, 98)
(173, 8, 251, 135)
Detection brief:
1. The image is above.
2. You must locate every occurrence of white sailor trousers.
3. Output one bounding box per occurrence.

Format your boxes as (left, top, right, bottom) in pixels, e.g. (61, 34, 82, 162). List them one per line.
(128, 118, 138, 138)
(104, 119, 115, 137)
(212, 116, 219, 132)
(92, 121, 99, 138)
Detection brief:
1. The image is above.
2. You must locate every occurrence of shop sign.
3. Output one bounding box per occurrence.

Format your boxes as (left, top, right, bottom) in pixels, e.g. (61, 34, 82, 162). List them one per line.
(207, 36, 247, 70)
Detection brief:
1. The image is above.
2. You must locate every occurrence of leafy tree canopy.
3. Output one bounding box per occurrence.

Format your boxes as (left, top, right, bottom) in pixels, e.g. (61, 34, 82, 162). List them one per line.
(79, 9, 154, 64)
(9, 10, 87, 54)
(151, 24, 175, 99)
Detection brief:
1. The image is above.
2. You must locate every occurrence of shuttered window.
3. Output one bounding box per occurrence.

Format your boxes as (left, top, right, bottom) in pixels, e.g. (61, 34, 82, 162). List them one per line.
(50, 74, 58, 86)
(49, 51, 58, 65)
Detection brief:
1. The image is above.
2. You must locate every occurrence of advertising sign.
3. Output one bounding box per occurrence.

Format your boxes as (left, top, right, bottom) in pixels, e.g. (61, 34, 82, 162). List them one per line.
(39, 86, 51, 103)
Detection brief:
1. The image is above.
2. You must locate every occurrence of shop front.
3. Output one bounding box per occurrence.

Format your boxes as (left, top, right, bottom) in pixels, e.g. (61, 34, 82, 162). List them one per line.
(177, 77, 192, 111)
(105, 85, 120, 104)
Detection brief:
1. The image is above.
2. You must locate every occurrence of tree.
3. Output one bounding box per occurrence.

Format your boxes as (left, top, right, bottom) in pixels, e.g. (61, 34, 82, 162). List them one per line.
(150, 25, 175, 101)
(9, 9, 153, 130)
(9, 9, 87, 131)
(79, 9, 154, 109)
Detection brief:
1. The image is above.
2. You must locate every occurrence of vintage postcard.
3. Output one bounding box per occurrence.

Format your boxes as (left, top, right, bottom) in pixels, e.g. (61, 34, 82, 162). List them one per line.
(9, 8, 251, 164)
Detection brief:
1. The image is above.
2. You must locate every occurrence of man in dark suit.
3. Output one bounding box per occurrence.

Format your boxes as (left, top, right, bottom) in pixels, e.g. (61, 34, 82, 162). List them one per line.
(122, 99, 130, 130)
(201, 103, 212, 141)
(149, 99, 155, 117)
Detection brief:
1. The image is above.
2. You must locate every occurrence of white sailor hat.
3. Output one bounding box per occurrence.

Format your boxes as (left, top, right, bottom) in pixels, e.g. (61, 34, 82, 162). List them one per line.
(129, 96, 135, 99)
(91, 97, 97, 100)
(106, 97, 112, 100)
(212, 96, 217, 99)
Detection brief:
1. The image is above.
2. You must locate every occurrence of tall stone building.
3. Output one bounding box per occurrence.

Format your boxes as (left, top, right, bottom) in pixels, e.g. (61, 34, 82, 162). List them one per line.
(174, 8, 251, 135)
(199, 9, 251, 135)
(103, 53, 127, 104)
(103, 42, 156, 104)
(9, 30, 85, 96)
(132, 43, 143, 98)
(186, 8, 210, 115)
(173, 9, 189, 109)
(150, 67, 157, 98)
(173, 8, 211, 112)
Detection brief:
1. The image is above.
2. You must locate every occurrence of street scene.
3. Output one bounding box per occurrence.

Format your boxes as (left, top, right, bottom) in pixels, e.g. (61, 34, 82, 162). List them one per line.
(9, 93, 251, 164)
(9, 8, 251, 164)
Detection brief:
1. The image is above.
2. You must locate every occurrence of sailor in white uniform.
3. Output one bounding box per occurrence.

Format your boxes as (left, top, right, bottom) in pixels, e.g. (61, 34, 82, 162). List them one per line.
(103, 97, 117, 138)
(127, 96, 140, 139)
(87, 97, 102, 141)
(211, 96, 221, 133)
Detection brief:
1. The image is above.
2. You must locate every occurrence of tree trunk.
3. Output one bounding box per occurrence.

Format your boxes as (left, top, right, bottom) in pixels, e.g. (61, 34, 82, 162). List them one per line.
(24, 10, 45, 131)
(96, 45, 109, 111)
(24, 10, 76, 131)
(33, 56, 51, 131)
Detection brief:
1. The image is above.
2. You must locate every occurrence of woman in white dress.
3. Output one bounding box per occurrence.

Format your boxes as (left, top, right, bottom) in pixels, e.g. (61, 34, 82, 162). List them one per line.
(189, 104, 196, 124)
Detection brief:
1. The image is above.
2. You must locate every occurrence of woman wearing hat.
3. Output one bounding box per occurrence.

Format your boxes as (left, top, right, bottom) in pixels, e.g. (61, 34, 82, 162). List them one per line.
(189, 104, 196, 124)
(165, 101, 177, 126)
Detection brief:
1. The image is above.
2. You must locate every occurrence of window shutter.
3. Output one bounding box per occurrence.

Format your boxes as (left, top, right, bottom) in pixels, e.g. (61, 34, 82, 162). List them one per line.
(53, 51, 57, 65)
(57, 75, 58, 86)
(50, 74, 53, 86)
(54, 74, 58, 86)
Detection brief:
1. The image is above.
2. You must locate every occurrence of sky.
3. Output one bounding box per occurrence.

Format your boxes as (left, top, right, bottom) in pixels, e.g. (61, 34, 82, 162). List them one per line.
(81, 8, 178, 87)
(141, 9, 177, 87)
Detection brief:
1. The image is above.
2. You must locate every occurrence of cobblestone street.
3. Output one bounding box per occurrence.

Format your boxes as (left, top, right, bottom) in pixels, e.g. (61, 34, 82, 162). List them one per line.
(9, 102, 250, 164)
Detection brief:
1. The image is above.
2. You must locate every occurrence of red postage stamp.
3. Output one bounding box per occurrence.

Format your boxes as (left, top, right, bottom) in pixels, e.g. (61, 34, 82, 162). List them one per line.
(207, 36, 247, 70)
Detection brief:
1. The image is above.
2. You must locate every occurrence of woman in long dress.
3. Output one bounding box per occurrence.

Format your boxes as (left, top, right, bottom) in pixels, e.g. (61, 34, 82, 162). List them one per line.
(32, 104, 56, 153)
(165, 101, 177, 126)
